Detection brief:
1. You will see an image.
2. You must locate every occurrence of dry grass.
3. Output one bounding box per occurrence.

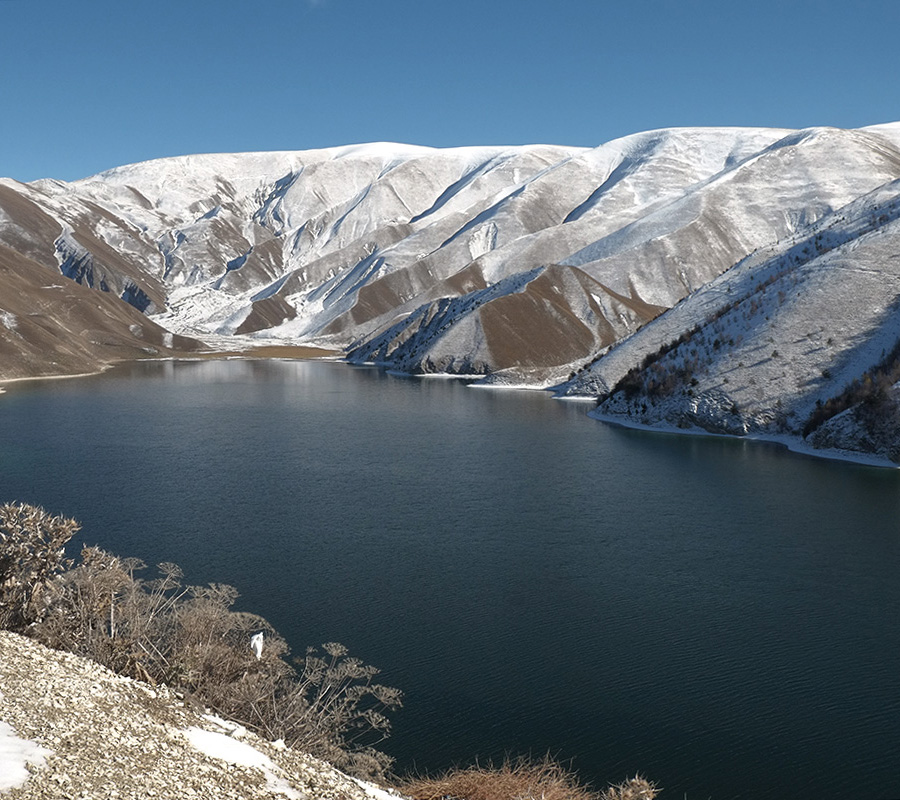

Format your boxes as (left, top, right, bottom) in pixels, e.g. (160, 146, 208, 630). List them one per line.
(397, 756, 658, 800)
(599, 775, 659, 800)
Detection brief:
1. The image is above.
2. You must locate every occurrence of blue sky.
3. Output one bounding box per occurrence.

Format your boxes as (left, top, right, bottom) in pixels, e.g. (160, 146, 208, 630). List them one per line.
(2, 0, 899, 182)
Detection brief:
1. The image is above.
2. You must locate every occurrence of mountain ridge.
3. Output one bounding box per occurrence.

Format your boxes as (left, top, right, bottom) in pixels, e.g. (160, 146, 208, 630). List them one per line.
(3, 124, 900, 462)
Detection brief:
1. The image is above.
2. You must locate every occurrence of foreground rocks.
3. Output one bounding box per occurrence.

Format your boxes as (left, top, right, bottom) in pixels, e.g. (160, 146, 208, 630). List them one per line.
(0, 631, 399, 800)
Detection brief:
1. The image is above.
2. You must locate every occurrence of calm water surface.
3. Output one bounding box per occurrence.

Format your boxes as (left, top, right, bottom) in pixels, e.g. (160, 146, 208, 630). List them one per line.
(2, 359, 899, 799)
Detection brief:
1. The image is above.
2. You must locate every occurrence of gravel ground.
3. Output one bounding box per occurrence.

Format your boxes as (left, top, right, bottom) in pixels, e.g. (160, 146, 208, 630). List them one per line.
(0, 631, 400, 800)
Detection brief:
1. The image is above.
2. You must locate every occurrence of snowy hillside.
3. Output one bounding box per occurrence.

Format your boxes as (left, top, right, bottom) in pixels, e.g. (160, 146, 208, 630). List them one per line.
(558, 177, 900, 462)
(2, 124, 900, 461)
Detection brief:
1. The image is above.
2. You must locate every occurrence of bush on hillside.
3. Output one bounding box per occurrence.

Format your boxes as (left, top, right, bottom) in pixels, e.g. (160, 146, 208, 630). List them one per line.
(0, 503, 401, 780)
(803, 337, 900, 439)
(1, 503, 656, 790)
(398, 757, 658, 800)
(0, 503, 80, 631)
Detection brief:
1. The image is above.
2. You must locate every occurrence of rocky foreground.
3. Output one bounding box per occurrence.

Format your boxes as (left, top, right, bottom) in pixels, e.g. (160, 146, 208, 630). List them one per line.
(0, 631, 398, 800)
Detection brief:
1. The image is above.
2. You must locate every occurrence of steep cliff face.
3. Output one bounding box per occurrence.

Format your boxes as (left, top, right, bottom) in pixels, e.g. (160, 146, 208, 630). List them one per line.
(0, 632, 398, 800)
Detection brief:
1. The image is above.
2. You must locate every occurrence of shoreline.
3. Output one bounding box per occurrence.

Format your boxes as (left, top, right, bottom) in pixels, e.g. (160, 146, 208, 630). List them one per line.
(589, 409, 899, 470)
(0, 344, 341, 392)
(346, 363, 898, 468)
(0, 365, 114, 392)
(190, 344, 341, 360)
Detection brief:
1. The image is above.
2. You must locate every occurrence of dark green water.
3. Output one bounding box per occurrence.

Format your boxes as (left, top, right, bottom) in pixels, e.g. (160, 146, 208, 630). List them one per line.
(2, 359, 899, 799)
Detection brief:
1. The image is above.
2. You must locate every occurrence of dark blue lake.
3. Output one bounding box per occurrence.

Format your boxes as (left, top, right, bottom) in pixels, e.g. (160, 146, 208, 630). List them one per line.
(2, 358, 899, 799)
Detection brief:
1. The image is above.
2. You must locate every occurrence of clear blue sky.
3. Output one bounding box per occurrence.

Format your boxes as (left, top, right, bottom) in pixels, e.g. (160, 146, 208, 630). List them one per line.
(2, 0, 899, 182)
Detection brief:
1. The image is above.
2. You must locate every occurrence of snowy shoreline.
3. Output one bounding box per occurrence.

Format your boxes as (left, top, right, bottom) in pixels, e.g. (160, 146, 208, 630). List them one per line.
(589, 409, 899, 470)
(340, 359, 900, 468)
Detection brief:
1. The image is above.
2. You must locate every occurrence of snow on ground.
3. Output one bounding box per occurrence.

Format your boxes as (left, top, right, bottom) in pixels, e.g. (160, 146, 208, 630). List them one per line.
(0, 719, 53, 791)
(184, 721, 400, 800)
(349, 776, 404, 800)
(185, 726, 301, 799)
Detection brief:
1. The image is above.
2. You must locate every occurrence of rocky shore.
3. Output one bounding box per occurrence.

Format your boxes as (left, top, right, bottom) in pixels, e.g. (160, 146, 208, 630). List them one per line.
(0, 631, 399, 800)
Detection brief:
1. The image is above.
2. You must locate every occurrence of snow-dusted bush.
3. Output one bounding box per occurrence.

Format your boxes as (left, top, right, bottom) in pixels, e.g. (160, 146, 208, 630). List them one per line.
(0, 503, 80, 631)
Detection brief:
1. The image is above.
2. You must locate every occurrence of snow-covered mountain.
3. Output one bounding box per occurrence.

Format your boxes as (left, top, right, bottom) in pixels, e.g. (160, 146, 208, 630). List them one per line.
(3, 124, 900, 461)
(557, 171, 900, 462)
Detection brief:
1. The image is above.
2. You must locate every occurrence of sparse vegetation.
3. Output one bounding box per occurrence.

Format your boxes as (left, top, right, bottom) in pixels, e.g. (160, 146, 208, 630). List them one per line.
(601, 248, 815, 411)
(398, 757, 657, 800)
(0, 502, 401, 780)
(803, 336, 900, 438)
(610, 325, 704, 401)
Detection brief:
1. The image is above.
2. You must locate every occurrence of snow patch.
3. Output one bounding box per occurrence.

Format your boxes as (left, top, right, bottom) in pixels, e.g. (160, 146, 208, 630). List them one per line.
(0, 720, 53, 791)
(0, 311, 17, 332)
(184, 726, 300, 799)
(468, 221, 498, 260)
(350, 775, 404, 800)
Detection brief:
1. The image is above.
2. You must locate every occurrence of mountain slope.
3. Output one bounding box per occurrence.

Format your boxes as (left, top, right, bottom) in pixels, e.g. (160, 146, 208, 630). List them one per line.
(558, 178, 900, 461)
(0, 241, 200, 382)
(3, 124, 900, 461)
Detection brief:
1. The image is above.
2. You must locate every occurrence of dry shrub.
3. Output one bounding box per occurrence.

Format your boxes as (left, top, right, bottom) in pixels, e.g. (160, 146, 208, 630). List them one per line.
(398, 756, 657, 800)
(0, 502, 401, 780)
(600, 775, 658, 800)
(2, 504, 653, 789)
(38, 551, 401, 777)
(0, 503, 80, 630)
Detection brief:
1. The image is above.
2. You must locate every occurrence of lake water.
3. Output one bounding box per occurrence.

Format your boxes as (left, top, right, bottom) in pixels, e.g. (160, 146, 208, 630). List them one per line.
(1, 358, 899, 799)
